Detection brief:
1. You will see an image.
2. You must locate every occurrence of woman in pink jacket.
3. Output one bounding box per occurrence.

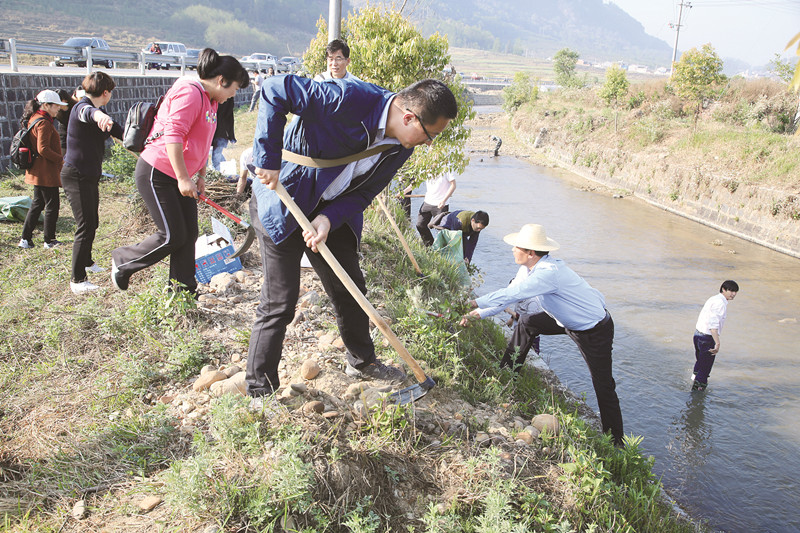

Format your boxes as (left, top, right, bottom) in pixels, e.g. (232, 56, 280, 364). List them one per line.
(111, 48, 248, 295)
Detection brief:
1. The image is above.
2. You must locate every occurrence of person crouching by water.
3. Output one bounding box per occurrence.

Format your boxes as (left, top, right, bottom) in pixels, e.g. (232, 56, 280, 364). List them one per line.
(460, 223, 624, 447)
(111, 48, 249, 296)
(18, 90, 68, 251)
(61, 72, 124, 295)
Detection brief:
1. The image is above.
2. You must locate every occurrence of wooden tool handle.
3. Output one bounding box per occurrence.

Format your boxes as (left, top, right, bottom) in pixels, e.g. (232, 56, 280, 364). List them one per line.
(274, 182, 428, 384)
(375, 195, 422, 276)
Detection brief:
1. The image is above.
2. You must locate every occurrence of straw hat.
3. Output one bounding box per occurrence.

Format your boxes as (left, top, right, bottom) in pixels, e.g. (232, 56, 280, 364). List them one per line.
(503, 224, 560, 251)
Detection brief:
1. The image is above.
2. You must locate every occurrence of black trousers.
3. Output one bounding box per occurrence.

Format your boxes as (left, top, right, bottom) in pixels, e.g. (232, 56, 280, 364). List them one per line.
(61, 164, 100, 283)
(246, 194, 375, 397)
(21, 185, 60, 244)
(503, 311, 624, 445)
(111, 158, 198, 293)
(416, 201, 448, 246)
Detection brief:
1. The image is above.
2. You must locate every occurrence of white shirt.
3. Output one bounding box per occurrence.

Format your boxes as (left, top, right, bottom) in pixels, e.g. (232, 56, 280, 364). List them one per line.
(314, 71, 362, 82)
(423, 171, 457, 205)
(696, 293, 728, 335)
(321, 95, 400, 201)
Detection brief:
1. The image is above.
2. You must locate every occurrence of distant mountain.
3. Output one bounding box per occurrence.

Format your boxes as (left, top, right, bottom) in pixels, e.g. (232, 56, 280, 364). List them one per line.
(2, 0, 672, 67)
(390, 0, 674, 67)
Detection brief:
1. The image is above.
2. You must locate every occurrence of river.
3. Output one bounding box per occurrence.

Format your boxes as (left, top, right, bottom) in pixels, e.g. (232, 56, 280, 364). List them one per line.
(408, 135, 800, 532)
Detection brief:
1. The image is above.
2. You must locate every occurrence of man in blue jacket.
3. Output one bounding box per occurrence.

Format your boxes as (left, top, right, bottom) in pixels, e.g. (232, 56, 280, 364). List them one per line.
(246, 75, 457, 403)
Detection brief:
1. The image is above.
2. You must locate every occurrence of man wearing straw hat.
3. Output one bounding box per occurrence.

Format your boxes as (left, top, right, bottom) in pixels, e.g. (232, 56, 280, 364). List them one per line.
(461, 223, 624, 446)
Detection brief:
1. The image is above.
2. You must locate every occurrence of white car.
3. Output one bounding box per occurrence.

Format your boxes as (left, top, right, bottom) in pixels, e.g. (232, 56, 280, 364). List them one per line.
(143, 41, 187, 70)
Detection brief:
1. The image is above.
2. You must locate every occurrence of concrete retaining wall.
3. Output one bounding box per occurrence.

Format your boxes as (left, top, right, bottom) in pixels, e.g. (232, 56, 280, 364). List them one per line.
(0, 72, 253, 171)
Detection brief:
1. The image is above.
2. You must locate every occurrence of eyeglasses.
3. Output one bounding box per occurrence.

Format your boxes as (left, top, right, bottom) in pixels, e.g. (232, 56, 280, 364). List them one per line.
(327, 56, 348, 63)
(406, 108, 435, 142)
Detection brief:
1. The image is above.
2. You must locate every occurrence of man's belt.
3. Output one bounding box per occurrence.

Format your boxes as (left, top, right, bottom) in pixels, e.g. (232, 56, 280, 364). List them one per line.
(281, 144, 393, 169)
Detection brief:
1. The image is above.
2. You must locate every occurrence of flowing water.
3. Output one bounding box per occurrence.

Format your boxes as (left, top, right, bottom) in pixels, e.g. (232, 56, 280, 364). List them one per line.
(408, 142, 800, 532)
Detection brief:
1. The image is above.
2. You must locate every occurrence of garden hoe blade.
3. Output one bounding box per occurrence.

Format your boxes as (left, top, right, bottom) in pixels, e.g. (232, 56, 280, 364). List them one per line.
(390, 376, 436, 405)
(197, 193, 255, 258)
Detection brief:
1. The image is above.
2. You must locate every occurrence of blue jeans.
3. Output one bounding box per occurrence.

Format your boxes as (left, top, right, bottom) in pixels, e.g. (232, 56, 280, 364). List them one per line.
(693, 332, 716, 384)
(210, 138, 229, 171)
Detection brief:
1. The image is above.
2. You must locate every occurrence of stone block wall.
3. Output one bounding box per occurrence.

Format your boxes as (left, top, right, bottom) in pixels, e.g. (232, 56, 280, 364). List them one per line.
(0, 72, 253, 171)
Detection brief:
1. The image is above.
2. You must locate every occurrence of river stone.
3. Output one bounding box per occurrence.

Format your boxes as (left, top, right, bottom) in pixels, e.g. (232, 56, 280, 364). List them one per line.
(345, 382, 369, 399)
(300, 359, 321, 380)
(290, 382, 308, 394)
(516, 431, 534, 445)
(210, 372, 247, 397)
(332, 337, 345, 350)
(72, 499, 87, 519)
(531, 414, 560, 436)
(524, 425, 541, 438)
(302, 401, 325, 414)
(222, 365, 241, 378)
(210, 272, 236, 293)
(362, 388, 389, 408)
(193, 370, 227, 391)
(138, 495, 162, 512)
(234, 270, 247, 283)
(200, 364, 216, 375)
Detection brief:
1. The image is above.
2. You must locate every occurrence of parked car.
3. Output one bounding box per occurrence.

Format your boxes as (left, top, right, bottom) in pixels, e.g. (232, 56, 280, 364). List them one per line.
(142, 41, 187, 70)
(53, 37, 113, 68)
(186, 48, 201, 70)
(278, 56, 301, 72)
(243, 52, 279, 74)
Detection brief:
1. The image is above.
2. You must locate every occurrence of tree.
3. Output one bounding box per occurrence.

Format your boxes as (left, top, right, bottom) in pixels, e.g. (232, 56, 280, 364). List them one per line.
(671, 43, 725, 129)
(303, 7, 475, 187)
(553, 48, 580, 88)
(598, 65, 629, 132)
(502, 72, 539, 113)
(769, 53, 795, 85)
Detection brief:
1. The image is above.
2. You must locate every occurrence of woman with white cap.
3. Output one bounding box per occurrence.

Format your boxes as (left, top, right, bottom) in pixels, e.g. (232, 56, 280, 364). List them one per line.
(461, 223, 625, 447)
(18, 90, 68, 251)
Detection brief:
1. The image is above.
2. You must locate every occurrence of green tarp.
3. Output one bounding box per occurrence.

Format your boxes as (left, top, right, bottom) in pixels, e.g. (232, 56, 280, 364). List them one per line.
(0, 196, 38, 223)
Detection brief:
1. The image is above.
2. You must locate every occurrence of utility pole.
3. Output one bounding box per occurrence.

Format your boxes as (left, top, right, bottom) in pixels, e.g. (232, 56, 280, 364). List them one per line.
(328, 0, 342, 42)
(669, 1, 691, 77)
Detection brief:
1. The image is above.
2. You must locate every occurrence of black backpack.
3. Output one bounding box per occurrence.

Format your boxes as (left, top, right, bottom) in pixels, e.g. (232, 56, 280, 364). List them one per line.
(9, 117, 46, 170)
(122, 95, 164, 152)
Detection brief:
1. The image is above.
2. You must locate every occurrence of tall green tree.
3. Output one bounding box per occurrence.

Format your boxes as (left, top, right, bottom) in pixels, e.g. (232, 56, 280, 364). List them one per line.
(671, 43, 725, 129)
(553, 48, 580, 88)
(502, 72, 539, 113)
(304, 6, 474, 187)
(598, 64, 629, 132)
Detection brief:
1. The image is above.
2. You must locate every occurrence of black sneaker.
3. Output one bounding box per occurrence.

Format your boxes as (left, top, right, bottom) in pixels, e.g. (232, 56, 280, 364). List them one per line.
(111, 259, 129, 291)
(345, 360, 406, 382)
(691, 380, 707, 392)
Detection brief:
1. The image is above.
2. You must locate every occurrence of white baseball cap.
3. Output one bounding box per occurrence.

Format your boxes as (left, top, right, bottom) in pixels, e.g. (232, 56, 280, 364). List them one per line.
(36, 89, 68, 106)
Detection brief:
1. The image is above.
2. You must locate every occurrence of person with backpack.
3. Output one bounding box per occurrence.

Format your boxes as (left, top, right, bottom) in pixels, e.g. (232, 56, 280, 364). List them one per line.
(61, 72, 124, 295)
(18, 90, 68, 250)
(111, 48, 249, 296)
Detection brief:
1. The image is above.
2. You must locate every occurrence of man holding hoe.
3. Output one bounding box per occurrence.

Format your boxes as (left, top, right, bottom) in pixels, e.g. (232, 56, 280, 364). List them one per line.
(246, 74, 458, 408)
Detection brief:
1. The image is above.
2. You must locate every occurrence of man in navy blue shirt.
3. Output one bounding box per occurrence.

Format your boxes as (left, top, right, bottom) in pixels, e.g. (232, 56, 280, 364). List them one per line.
(462, 223, 624, 446)
(247, 76, 457, 403)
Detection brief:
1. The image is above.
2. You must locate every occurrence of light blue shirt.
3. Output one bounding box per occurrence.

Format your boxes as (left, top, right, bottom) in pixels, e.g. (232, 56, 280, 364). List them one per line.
(474, 255, 607, 331)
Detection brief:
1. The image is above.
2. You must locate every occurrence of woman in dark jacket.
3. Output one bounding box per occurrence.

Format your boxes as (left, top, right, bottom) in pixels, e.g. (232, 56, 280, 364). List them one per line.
(19, 90, 67, 250)
(61, 71, 123, 295)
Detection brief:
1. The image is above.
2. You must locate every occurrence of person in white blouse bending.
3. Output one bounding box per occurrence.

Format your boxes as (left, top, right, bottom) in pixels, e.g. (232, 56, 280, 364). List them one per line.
(461, 223, 624, 447)
(313, 39, 361, 82)
(692, 280, 739, 391)
(415, 170, 457, 246)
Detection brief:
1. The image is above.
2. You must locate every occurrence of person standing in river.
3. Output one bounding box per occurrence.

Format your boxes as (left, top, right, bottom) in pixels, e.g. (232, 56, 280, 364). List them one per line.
(692, 280, 739, 392)
(460, 223, 624, 447)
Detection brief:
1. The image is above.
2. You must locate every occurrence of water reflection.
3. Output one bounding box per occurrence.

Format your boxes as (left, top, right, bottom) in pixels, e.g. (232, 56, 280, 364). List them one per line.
(669, 393, 713, 481)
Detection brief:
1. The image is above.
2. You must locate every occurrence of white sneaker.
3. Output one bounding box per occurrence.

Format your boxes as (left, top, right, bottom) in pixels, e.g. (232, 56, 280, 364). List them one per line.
(18, 239, 34, 249)
(86, 263, 107, 274)
(70, 280, 100, 295)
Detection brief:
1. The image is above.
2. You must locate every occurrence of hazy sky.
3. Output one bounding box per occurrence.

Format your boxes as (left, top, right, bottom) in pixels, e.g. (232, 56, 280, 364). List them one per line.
(609, 0, 800, 67)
